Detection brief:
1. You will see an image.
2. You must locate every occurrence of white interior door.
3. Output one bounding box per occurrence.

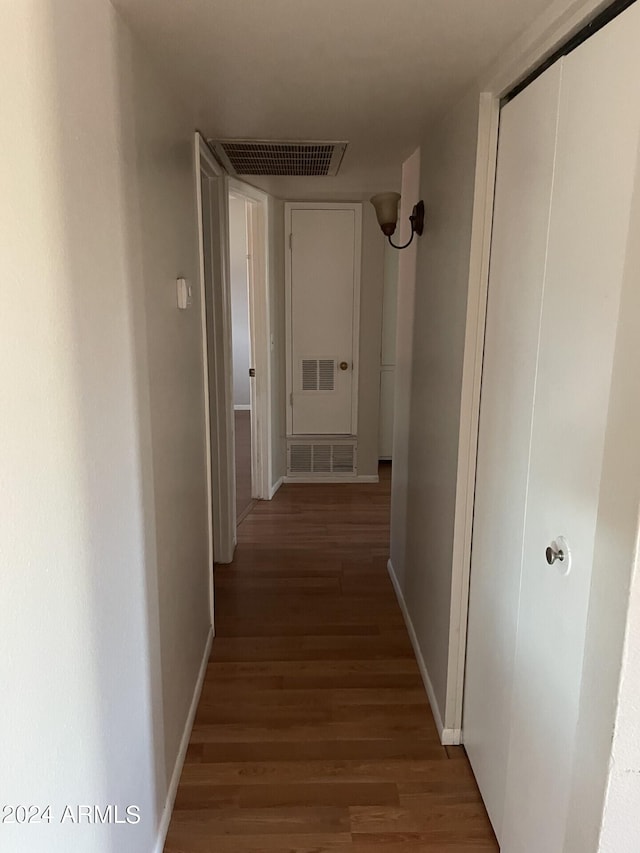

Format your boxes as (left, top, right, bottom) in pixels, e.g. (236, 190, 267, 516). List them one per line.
(463, 60, 562, 836)
(502, 10, 640, 851)
(465, 4, 640, 850)
(288, 205, 361, 436)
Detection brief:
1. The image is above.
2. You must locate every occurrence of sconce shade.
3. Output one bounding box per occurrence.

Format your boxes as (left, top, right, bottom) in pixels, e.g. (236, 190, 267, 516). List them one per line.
(370, 192, 401, 236)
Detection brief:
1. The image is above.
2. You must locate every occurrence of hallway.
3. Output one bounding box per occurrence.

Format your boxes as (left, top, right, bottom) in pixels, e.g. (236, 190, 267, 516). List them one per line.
(165, 467, 497, 851)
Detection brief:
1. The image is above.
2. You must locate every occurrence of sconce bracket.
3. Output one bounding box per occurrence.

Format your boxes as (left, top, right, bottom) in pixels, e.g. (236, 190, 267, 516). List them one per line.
(387, 199, 425, 250)
(411, 200, 425, 236)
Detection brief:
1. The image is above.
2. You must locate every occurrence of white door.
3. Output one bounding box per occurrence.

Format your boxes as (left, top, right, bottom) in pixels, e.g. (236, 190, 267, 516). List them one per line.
(287, 205, 361, 436)
(463, 60, 563, 835)
(465, 4, 640, 850)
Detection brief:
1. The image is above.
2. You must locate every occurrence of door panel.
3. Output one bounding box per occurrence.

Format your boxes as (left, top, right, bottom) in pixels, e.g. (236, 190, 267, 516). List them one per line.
(464, 62, 563, 838)
(502, 7, 640, 851)
(290, 208, 358, 435)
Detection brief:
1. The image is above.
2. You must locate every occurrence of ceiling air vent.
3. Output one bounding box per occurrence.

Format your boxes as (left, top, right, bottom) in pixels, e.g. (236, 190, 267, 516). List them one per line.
(209, 139, 348, 177)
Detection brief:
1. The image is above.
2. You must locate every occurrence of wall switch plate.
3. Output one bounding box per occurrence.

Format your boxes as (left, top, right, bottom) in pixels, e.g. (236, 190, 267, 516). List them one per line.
(176, 277, 188, 310)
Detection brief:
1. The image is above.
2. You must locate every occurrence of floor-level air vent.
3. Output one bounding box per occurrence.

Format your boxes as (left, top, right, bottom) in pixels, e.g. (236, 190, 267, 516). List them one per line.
(209, 140, 348, 177)
(287, 439, 357, 477)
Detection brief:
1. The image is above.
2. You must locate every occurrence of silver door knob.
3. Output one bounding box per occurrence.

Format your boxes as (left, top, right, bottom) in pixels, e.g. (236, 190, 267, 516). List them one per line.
(545, 544, 565, 565)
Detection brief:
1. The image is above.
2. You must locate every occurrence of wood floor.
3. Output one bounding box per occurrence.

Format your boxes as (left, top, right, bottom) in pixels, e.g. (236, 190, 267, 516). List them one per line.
(165, 465, 498, 852)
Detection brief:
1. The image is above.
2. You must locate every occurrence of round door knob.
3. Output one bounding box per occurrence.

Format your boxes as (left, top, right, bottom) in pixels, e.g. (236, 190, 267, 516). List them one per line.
(545, 544, 565, 565)
(339, 361, 349, 371)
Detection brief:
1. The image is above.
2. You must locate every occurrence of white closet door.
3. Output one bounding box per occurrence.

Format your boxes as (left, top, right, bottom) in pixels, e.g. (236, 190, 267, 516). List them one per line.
(289, 207, 360, 435)
(464, 62, 562, 837)
(502, 6, 640, 851)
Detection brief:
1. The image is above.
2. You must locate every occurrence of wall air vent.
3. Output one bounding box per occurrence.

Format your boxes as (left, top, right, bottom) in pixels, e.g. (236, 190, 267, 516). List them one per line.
(287, 438, 357, 477)
(208, 139, 348, 177)
(301, 359, 336, 392)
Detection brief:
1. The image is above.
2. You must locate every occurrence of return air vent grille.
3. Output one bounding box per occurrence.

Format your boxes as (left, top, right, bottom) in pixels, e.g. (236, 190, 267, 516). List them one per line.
(302, 359, 335, 392)
(287, 439, 357, 477)
(209, 139, 348, 176)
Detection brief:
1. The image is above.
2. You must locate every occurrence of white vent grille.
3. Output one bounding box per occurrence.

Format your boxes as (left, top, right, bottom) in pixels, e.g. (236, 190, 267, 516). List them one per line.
(209, 139, 348, 177)
(301, 359, 335, 392)
(290, 444, 312, 473)
(287, 440, 357, 477)
(332, 444, 355, 473)
(319, 360, 335, 391)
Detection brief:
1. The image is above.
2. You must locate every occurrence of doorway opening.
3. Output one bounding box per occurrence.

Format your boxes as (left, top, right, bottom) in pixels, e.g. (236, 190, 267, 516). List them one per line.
(195, 132, 235, 568)
(227, 179, 272, 518)
(196, 135, 273, 567)
(228, 192, 256, 523)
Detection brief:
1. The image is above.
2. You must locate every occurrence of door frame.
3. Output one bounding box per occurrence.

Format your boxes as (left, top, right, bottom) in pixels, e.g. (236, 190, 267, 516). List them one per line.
(284, 201, 362, 437)
(447, 0, 612, 741)
(195, 132, 236, 567)
(228, 178, 273, 501)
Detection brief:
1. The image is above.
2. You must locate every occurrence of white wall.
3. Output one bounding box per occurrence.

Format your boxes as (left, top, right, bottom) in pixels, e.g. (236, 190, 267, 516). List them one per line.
(389, 148, 420, 585)
(378, 239, 399, 459)
(251, 177, 392, 478)
(381, 240, 399, 366)
(229, 195, 251, 408)
(0, 2, 210, 850)
(121, 8, 211, 801)
(389, 91, 479, 723)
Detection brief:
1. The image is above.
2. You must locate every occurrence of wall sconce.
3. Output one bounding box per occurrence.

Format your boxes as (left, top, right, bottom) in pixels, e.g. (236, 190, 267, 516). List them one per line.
(370, 192, 425, 249)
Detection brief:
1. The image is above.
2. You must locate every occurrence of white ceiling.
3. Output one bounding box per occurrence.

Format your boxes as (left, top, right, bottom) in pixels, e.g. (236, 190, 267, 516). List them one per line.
(115, 0, 554, 190)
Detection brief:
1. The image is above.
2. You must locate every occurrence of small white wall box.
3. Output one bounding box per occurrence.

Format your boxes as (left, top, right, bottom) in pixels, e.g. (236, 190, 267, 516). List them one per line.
(176, 277, 192, 310)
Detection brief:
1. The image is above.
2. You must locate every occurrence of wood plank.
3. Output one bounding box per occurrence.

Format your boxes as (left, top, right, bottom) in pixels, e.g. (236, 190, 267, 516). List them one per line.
(164, 465, 497, 851)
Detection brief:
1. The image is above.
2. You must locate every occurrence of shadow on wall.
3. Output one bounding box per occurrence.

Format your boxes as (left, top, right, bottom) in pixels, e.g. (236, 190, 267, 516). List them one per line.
(2, 2, 211, 851)
(39, 3, 165, 851)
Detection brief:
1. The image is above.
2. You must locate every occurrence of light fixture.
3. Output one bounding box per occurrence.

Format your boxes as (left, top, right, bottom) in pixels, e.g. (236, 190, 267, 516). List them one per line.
(370, 192, 425, 249)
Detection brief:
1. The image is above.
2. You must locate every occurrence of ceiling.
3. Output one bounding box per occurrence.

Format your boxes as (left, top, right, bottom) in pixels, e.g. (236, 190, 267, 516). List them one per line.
(115, 0, 555, 190)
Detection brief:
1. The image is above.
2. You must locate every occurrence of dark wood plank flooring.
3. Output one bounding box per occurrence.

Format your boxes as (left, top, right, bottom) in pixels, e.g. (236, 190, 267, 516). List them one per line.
(165, 464, 498, 852)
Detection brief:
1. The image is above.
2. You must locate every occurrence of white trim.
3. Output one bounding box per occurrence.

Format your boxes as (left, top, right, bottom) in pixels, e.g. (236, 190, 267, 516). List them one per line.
(387, 560, 460, 746)
(284, 201, 363, 438)
(283, 474, 379, 485)
(228, 177, 273, 501)
(153, 627, 213, 853)
(195, 132, 236, 564)
(194, 134, 215, 624)
(268, 476, 284, 499)
(234, 404, 251, 411)
(447, 95, 500, 736)
(447, 0, 613, 741)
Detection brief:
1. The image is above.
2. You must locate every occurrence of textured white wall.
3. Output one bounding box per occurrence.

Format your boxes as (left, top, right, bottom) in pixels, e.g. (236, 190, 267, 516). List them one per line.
(229, 196, 251, 408)
(0, 2, 210, 850)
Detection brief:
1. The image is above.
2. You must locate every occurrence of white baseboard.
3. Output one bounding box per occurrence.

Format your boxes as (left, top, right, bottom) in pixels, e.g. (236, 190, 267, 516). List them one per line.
(268, 476, 283, 499)
(283, 474, 379, 484)
(153, 627, 213, 853)
(233, 404, 251, 411)
(387, 559, 461, 746)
